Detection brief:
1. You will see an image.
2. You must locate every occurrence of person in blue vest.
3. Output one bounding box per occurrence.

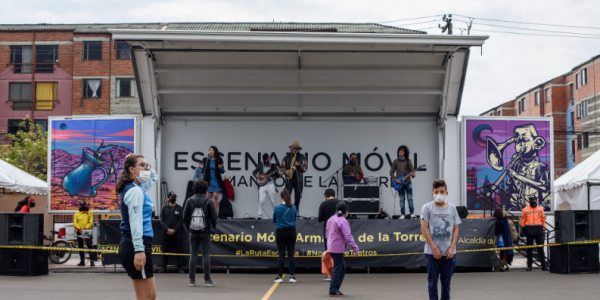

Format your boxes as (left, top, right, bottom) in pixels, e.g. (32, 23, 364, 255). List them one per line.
(116, 153, 158, 300)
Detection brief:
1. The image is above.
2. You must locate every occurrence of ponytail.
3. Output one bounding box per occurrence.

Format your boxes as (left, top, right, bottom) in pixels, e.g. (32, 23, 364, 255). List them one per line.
(280, 188, 292, 208)
(336, 202, 349, 217)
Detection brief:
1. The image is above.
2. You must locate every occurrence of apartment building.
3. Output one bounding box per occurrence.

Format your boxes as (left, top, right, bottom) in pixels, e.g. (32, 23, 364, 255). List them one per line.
(0, 24, 157, 143)
(481, 54, 600, 178)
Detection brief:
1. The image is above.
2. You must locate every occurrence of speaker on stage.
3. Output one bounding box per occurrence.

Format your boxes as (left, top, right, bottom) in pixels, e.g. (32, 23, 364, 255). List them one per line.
(456, 206, 468, 219)
(550, 244, 599, 274)
(0, 213, 44, 246)
(590, 210, 600, 240)
(555, 211, 575, 243)
(0, 248, 49, 276)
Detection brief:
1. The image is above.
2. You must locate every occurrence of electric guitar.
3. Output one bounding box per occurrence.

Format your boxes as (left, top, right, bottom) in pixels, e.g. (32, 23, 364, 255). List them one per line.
(257, 169, 278, 186)
(392, 164, 426, 191)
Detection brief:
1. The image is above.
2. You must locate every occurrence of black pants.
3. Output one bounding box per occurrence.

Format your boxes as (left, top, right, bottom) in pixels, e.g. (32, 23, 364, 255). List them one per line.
(162, 232, 184, 269)
(77, 237, 95, 263)
(286, 179, 302, 213)
(189, 231, 212, 281)
(276, 227, 297, 277)
(526, 233, 546, 268)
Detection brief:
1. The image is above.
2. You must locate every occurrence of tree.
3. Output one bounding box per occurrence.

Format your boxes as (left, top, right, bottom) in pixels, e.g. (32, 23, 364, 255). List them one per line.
(0, 116, 48, 181)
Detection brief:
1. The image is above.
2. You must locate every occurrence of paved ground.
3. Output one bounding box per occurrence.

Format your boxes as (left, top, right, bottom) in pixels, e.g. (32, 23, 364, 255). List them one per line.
(2, 267, 599, 300)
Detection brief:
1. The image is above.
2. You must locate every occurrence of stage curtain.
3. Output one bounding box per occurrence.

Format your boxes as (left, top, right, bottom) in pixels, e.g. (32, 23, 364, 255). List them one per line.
(35, 82, 56, 110)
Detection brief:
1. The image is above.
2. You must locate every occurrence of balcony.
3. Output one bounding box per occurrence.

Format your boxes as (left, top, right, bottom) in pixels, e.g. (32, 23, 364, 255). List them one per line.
(8, 100, 56, 111)
(8, 63, 58, 74)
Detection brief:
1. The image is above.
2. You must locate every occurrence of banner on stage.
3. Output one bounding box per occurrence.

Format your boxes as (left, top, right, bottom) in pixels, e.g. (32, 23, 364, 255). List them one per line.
(100, 218, 497, 268)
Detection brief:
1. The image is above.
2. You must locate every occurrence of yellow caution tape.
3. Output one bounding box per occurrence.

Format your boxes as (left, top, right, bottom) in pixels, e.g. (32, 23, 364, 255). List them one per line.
(1, 239, 598, 258)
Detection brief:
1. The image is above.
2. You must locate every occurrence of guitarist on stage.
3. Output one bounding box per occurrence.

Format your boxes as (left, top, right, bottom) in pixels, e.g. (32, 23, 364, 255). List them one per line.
(390, 145, 415, 219)
(279, 141, 309, 213)
(252, 153, 281, 220)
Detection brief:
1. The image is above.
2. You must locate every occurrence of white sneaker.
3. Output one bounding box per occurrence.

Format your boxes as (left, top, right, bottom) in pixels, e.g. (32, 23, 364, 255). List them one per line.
(289, 276, 297, 283)
(400, 215, 405, 219)
(411, 214, 416, 219)
(274, 277, 283, 283)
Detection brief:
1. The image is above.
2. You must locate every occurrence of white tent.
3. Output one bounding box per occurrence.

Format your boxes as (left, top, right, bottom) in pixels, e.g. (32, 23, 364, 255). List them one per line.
(555, 150, 600, 210)
(0, 159, 48, 195)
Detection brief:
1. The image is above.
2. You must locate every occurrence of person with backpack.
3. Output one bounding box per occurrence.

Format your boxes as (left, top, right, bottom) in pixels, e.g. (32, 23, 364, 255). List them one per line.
(272, 188, 298, 283)
(183, 180, 218, 287)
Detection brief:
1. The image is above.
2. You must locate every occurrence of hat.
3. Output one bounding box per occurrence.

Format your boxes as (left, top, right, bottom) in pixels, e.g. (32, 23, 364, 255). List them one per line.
(289, 141, 303, 150)
(168, 191, 177, 197)
(28, 197, 35, 203)
(79, 201, 87, 206)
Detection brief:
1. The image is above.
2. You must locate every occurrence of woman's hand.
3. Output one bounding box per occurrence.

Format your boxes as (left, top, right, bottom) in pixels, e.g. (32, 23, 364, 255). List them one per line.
(134, 252, 146, 271)
(218, 163, 224, 169)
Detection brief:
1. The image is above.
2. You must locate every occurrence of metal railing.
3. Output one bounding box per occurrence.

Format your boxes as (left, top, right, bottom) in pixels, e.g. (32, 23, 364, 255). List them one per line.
(8, 63, 58, 74)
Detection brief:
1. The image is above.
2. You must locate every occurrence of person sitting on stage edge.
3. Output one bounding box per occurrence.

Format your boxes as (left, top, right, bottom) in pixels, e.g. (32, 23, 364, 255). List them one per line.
(116, 153, 158, 300)
(390, 145, 416, 219)
(252, 153, 280, 220)
(273, 188, 298, 283)
(192, 161, 204, 181)
(326, 202, 359, 296)
(317, 188, 342, 281)
(159, 191, 185, 274)
(74, 201, 96, 267)
(421, 179, 461, 300)
(520, 196, 548, 271)
(279, 141, 308, 212)
(198, 146, 225, 213)
(342, 153, 363, 183)
(184, 180, 218, 287)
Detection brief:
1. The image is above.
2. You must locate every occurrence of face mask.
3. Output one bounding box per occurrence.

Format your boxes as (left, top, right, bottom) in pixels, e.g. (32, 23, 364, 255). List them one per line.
(30, 202, 36, 208)
(434, 194, 446, 203)
(169, 198, 176, 204)
(530, 201, 537, 208)
(135, 169, 151, 185)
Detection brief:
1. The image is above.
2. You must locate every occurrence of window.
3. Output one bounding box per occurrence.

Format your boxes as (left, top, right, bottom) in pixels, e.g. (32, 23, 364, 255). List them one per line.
(584, 132, 589, 148)
(498, 110, 502, 116)
(34, 119, 47, 133)
(35, 82, 57, 110)
(578, 134, 583, 150)
(545, 88, 550, 103)
(570, 111, 575, 128)
(582, 100, 589, 117)
(582, 68, 587, 86)
(570, 83, 574, 98)
(571, 140, 575, 155)
(9, 46, 33, 73)
(7, 120, 23, 135)
(522, 98, 526, 111)
(9, 82, 32, 110)
(83, 41, 102, 60)
(35, 45, 58, 73)
(116, 78, 135, 97)
(115, 41, 131, 59)
(83, 79, 102, 98)
(576, 73, 581, 89)
(535, 92, 539, 105)
(577, 103, 581, 119)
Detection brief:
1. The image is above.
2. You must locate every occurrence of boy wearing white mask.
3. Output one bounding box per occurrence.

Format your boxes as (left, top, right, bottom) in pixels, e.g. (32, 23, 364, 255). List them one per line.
(420, 179, 461, 300)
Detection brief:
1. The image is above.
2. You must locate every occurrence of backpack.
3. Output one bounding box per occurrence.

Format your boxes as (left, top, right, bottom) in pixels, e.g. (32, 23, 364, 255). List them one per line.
(189, 197, 209, 232)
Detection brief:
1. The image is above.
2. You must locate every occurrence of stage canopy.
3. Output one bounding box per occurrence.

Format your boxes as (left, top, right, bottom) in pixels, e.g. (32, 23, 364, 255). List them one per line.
(0, 159, 48, 195)
(555, 150, 600, 210)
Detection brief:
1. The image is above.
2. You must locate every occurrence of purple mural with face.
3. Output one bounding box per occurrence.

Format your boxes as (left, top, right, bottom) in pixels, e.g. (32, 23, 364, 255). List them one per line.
(465, 119, 552, 212)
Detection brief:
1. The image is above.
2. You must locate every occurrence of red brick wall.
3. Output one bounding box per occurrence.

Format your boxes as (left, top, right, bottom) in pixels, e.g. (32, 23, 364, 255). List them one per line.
(73, 42, 110, 76)
(72, 78, 110, 115)
(110, 41, 134, 75)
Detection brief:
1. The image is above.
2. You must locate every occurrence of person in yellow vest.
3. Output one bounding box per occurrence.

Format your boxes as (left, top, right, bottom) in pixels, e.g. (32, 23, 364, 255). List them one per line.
(74, 201, 96, 267)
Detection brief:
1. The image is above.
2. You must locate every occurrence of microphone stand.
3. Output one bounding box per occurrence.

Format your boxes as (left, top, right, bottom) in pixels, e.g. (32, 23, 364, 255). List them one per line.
(323, 166, 343, 197)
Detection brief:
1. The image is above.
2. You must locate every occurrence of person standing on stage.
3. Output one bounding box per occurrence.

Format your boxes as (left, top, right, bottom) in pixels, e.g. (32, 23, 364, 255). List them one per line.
(317, 188, 342, 281)
(279, 141, 308, 212)
(421, 179, 461, 300)
(14, 196, 35, 213)
(326, 202, 359, 296)
(390, 145, 416, 219)
(272, 188, 298, 283)
(116, 153, 158, 300)
(342, 153, 364, 183)
(520, 196, 548, 271)
(184, 180, 218, 287)
(159, 191, 185, 274)
(74, 201, 96, 267)
(252, 153, 280, 220)
(198, 146, 225, 212)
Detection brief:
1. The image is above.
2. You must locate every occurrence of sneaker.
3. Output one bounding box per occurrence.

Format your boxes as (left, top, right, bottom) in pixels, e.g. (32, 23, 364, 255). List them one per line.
(205, 279, 217, 287)
(274, 276, 283, 283)
(189, 279, 196, 287)
(410, 214, 416, 219)
(323, 275, 331, 281)
(158, 268, 167, 273)
(289, 276, 297, 283)
(399, 215, 405, 220)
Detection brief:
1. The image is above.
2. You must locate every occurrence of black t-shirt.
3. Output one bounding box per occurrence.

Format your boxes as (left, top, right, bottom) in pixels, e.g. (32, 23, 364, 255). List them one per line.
(160, 204, 184, 232)
(317, 199, 343, 228)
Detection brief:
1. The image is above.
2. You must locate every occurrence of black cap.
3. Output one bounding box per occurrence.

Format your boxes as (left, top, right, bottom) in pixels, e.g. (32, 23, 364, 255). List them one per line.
(79, 201, 87, 206)
(168, 191, 177, 197)
(528, 197, 537, 201)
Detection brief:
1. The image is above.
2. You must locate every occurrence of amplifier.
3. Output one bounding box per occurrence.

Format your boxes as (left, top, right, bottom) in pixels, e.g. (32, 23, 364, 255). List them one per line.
(343, 200, 380, 215)
(342, 185, 380, 200)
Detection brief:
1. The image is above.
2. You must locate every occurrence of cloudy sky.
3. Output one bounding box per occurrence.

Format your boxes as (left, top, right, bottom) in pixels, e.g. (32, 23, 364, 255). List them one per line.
(2, 0, 599, 116)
